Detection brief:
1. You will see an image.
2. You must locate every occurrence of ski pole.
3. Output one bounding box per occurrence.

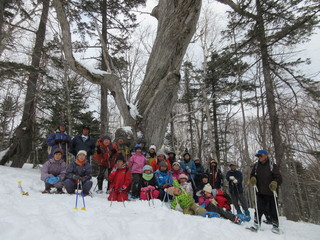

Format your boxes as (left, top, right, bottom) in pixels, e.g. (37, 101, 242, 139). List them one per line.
(18, 181, 29, 196)
(150, 189, 155, 208)
(109, 188, 114, 207)
(254, 185, 260, 229)
(188, 172, 197, 189)
(119, 190, 126, 208)
(146, 190, 151, 207)
(273, 190, 280, 228)
(161, 191, 167, 207)
(80, 181, 86, 210)
(74, 181, 80, 210)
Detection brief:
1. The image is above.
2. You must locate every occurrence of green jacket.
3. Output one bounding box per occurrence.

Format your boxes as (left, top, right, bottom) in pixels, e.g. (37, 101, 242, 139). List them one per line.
(170, 180, 194, 210)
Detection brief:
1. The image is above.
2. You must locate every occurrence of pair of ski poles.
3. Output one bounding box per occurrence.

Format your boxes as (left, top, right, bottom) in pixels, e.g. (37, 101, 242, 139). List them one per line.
(161, 190, 171, 207)
(74, 181, 86, 210)
(145, 188, 155, 208)
(253, 184, 280, 230)
(109, 188, 126, 208)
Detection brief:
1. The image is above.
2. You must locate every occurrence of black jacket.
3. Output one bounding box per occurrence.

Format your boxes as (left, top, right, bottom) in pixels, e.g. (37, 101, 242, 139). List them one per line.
(250, 159, 282, 196)
(69, 135, 95, 160)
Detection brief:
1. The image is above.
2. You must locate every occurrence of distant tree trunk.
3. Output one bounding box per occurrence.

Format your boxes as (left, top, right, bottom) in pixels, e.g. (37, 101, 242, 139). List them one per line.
(0, 0, 4, 45)
(100, 0, 110, 136)
(0, 0, 50, 167)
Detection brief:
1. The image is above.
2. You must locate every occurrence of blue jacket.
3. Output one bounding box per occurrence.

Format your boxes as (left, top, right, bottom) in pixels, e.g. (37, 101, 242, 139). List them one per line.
(180, 160, 196, 178)
(46, 129, 72, 160)
(69, 135, 95, 160)
(65, 160, 92, 183)
(226, 170, 244, 194)
(154, 170, 173, 187)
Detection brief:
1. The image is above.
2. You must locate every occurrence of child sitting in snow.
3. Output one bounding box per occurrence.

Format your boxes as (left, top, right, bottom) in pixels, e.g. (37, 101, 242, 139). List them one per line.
(212, 188, 232, 211)
(178, 174, 193, 197)
(170, 162, 185, 181)
(108, 154, 131, 202)
(139, 165, 160, 200)
(197, 183, 241, 224)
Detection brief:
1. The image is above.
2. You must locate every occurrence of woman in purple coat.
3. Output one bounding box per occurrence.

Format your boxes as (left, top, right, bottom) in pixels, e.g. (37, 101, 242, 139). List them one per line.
(41, 148, 66, 194)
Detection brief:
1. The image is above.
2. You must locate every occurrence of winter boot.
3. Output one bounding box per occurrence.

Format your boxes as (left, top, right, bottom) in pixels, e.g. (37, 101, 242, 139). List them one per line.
(96, 190, 103, 194)
(57, 188, 65, 194)
(271, 225, 281, 234)
(42, 189, 51, 194)
(202, 212, 220, 218)
(234, 216, 242, 225)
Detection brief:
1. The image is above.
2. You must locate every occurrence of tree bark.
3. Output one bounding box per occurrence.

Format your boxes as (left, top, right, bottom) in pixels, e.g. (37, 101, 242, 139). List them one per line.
(0, 0, 50, 167)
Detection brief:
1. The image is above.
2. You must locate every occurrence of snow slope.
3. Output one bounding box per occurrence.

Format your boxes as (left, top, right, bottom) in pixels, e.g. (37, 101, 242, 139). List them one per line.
(0, 165, 319, 240)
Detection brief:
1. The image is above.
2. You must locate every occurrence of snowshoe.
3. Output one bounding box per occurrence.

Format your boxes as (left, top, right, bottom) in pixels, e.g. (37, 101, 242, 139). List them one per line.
(271, 226, 282, 234)
(236, 213, 251, 222)
(95, 190, 103, 194)
(246, 225, 258, 232)
(202, 212, 220, 218)
(234, 216, 242, 225)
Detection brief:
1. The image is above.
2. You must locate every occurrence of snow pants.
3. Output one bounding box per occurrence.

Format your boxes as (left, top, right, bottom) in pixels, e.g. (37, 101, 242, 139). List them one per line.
(108, 189, 128, 202)
(64, 179, 93, 195)
(131, 173, 142, 198)
(183, 203, 207, 216)
(140, 189, 160, 200)
(231, 192, 248, 213)
(255, 194, 278, 227)
(206, 203, 236, 221)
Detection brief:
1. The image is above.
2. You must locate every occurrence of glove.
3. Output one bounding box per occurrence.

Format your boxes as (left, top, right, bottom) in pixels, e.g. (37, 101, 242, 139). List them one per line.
(111, 148, 117, 154)
(250, 176, 257, 185)
(229, 176, 235, 180)
(233, 179, 238, 184)
(162, 184, 172, 189)
(148, 186, 155, 191)
(55, 139, 63, 144)
(269, 181, 278, 191)
(119, 185, 127, 191)
(96, 146, 102, 154)
(196, 190, 203, 197)
(186, 166, 191, 174)
(211, 199, 217, 206)
(46, 176, 58, 184)
(72, 174, 81, 181)
(141, 187, 148, 192)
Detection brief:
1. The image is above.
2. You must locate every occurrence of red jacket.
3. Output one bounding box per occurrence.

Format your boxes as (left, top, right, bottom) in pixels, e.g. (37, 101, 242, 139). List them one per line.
(93, 138, 118, 168)
(108, 164, 131, 193)
(215, 189, 231, 210)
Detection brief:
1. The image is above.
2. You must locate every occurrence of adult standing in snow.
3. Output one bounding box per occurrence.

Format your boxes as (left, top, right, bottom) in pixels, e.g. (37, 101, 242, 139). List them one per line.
(93, 135, 118, 193)
(69, 126, 95, 162)
(194, 158, 204, 187)
(226, 163, 250, 217)
(179, 152, 196, 183)
(249, 150, 282, 233)
(46, 122, 71, 161)
(41, 148, 66, 194)
(108, 154, 131, 202)
(64, 150, 93, 196)
(115, 135, 130, 161)
(207, 159, 223, 189)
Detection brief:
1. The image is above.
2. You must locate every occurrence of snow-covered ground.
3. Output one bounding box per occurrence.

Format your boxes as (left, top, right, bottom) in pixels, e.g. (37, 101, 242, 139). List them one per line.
(0, 164, 319, 240)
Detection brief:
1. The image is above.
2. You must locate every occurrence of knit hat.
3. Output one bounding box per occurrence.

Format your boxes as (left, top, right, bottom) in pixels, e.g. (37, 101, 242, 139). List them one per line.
(59, 121, 66, 126)
(82, 125, 90, 130)
(165, 187, 176, 196)
(201, 174, 209, 180)
(157, 150, 167, 159)
(203, 183, 212, 193)
(135, 144, 142, 150)
(210, 159, 218, 164)
(102, 135, 111, 141)
(229, 162, 237, 167)
(143, 165, 153, 172)
(77, 150, 87, 157)
(172, 162, 180, 167)
(179, 174, 188, 180)
(53, 148, 63, 155)
(159, 161, 168, 168)
(116, 153, 125, 163)
(149, 145, 156, 151)
(255, 149, 268, 156)
(183, 152, 191, 157)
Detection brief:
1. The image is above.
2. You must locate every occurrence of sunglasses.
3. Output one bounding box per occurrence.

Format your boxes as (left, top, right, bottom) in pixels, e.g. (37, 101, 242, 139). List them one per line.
(256, 155, 264, 158)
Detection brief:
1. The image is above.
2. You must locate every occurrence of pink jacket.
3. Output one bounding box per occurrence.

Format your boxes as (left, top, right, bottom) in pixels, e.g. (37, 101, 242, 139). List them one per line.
(129, 152, 147, 174)
(198, 194, 215, 207)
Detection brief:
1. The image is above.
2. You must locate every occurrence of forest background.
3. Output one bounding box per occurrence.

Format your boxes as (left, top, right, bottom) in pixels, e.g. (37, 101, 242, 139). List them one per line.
(0, 0, 319, 224)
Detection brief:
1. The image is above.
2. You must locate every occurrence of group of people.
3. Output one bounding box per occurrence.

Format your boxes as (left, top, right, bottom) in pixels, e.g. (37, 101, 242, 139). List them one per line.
(41, 122, 282, 231)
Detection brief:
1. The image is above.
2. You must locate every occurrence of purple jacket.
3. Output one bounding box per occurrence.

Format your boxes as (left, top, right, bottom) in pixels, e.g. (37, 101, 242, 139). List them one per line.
(65, 161, 92, 183)
(41, 158, 66, 181)
(129, 152, 147, 174)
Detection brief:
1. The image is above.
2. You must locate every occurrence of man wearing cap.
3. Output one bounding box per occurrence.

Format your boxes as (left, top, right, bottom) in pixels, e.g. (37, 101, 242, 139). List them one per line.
(69, 126, 95, 162)
(93, 135, 118, 193)
(46, 121, 72, 161)
(226, 163, 250, 217)
(64, 150, 93, 195)
(249, 150, 282, 233)
(41, 148, 66, 194)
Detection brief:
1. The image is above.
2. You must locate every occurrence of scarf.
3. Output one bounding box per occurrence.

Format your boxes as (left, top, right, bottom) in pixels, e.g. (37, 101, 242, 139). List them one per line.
(76, 159, 85, 166)
(143, 173, 154, 181)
